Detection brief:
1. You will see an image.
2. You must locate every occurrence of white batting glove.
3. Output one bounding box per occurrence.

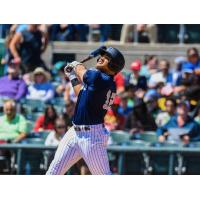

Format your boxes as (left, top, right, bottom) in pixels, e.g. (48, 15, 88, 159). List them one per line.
(64, 61, 82, 75)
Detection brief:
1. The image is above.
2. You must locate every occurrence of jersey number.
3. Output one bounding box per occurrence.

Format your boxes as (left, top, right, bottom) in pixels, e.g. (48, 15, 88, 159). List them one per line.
(103, 90, 116, 110)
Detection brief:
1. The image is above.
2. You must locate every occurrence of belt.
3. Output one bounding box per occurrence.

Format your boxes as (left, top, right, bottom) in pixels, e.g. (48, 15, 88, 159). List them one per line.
(74, 125, 90, 132)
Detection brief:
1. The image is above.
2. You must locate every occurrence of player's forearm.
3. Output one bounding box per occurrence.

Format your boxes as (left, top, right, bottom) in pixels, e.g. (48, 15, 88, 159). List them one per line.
(73, 84, 82, 96)
(64, 62, 87, 97)
(74, 64, 87, 82)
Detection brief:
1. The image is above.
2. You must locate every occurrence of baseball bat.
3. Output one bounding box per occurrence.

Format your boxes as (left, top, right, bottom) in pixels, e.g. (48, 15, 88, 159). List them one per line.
(80, 45, 107, 63)
(64, 46, 107, 74)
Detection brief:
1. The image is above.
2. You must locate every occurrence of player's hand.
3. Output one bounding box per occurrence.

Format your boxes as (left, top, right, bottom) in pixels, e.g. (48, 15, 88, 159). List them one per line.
(64, 61, 82, 75)
(64, 63, 74, 75)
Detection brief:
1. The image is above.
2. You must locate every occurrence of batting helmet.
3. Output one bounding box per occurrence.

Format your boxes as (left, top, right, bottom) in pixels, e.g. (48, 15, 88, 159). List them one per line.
(99, 46, 125, 74)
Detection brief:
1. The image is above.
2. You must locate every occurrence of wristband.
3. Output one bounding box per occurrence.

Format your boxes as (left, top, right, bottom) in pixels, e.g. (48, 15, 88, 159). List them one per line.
(71, 78, 81, 87)
(68, 70, 81, 87)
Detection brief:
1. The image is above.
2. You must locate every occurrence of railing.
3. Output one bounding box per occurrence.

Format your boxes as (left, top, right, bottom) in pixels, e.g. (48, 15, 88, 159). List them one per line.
(1, 144, 200, 175)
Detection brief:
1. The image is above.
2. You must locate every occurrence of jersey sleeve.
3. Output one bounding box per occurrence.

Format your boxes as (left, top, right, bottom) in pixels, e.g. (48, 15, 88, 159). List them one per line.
(83, 69, 110, 89)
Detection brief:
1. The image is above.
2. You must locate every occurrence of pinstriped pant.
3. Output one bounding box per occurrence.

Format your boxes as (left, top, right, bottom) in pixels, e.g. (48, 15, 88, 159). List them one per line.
(46, 125, 111, 175)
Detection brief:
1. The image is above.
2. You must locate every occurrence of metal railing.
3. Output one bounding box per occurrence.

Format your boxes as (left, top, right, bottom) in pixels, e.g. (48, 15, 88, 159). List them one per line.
(1, 143, 200, 175)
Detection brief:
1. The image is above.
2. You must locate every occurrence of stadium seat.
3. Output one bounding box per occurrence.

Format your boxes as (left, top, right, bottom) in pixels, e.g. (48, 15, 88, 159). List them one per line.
(30, 112, 43, 121)
(51, 97, 66, 106)
(136, 132, 158, 143)
(21, 99, 45, 112)
(110, 130, 131, 145)
(26, 121, 35, 133)
(23, 138, 45, 144)
(128, 140, 150, 147)
(0, 39, 5, 77)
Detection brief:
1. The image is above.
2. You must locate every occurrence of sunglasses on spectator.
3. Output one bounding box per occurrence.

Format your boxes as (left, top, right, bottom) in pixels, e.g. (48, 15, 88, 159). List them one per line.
(188, 53, 198, 57)
(56, 126, 66, 129)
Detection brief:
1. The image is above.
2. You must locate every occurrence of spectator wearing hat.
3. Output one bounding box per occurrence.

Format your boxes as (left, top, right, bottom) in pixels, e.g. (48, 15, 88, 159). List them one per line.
(26, 67, 54, 102)
(125, 97, 157, 134)
(157, 102, 200, 144)
(148, 59, 173, 88)
(0, 99, 27, 143)
(0, 58, 27, 102)
(126, 59, 147, 90)
(173, 62, 195, 95)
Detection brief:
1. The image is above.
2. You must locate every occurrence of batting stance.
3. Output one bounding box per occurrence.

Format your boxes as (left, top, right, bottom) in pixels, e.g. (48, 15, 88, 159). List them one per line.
(46, 46, 125, 175)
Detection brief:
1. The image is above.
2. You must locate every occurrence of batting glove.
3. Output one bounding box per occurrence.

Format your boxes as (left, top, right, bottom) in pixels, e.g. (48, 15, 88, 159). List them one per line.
(64, 61, 82, 75)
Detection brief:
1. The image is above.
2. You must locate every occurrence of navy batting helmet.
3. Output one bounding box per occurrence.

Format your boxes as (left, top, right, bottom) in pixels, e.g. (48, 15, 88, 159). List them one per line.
(99, 46, 125, 74)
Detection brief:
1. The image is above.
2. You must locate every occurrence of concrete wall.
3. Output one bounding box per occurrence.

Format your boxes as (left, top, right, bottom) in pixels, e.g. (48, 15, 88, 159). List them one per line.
(42, 42, 200, 72)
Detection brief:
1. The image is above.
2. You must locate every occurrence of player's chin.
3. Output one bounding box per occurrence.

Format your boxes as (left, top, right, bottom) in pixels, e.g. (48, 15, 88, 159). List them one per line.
(96, 64, 104, 70)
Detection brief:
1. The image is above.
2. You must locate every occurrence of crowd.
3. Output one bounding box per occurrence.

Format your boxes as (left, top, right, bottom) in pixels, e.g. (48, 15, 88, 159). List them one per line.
(0, 24, 200, 174)
(105, 48, 200, 144)
(1, 24, 200, 43)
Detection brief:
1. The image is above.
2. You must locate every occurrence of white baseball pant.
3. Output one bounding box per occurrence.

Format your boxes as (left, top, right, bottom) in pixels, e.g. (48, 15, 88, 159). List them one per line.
(46, 124, 111, 175)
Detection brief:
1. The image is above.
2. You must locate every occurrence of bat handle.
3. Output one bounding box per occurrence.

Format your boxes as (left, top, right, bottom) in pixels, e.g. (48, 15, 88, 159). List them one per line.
(80, 55, 94, 63)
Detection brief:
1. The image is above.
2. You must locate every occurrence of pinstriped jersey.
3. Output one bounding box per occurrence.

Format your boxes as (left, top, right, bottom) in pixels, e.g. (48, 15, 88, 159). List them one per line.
(73, 69, 116, 125)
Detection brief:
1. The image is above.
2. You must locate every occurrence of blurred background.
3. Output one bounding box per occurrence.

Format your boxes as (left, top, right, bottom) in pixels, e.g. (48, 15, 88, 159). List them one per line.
(1, 24, 200, 175)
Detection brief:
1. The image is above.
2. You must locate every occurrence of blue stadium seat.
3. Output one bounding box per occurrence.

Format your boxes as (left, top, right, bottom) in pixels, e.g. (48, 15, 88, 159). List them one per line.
(110, 130, 131, 145)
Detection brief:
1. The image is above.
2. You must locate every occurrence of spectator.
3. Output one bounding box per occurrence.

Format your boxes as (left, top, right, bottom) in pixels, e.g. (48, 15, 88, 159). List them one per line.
(140, 55, 158, 79)
(0, 58, 27, 101)
(120, 24, 157, 43)
(52, 61, 69, 96)
(117, 92, 132, 118)
(26, 67, 55, 102)
(114, 72, 125, 94)
(49, 24, 77, 41)
(9, 24, 48, 73)
(144, 89, 161, 118)
(125, 98, 157, 134)
(45, 115, 89, 175)
(52, 61, 77, 102)
(171, 57, 186, 86)
(45, 116, 66, 146)
(136, 24, 150, 43)
(34, 105, 57, 132)
(104, 96, 125, 131)
(186, 47, 200, 72)
(0, 99, 27, 143)
(44, 116, 66, 172)
(173, 63, 196, 95)
(157, 102, 200, 144)
(89, 24, 111, 42)
(126, 59, 147, 90)
(62, 100, 76, 129)
(156, 98, 177, 127)
(148, 59, 173, 88)
(195, 107, 200, 125)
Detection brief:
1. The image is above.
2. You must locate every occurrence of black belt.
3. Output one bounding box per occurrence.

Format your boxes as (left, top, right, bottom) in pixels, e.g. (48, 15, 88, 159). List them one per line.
(74, 126, 90, 131)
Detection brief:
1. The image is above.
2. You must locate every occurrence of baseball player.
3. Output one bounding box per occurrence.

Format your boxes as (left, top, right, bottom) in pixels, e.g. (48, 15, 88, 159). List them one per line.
(46, 46, 125, 175)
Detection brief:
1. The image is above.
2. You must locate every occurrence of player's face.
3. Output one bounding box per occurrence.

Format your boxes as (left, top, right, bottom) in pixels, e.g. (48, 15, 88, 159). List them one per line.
(96, 55, 110, 70)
